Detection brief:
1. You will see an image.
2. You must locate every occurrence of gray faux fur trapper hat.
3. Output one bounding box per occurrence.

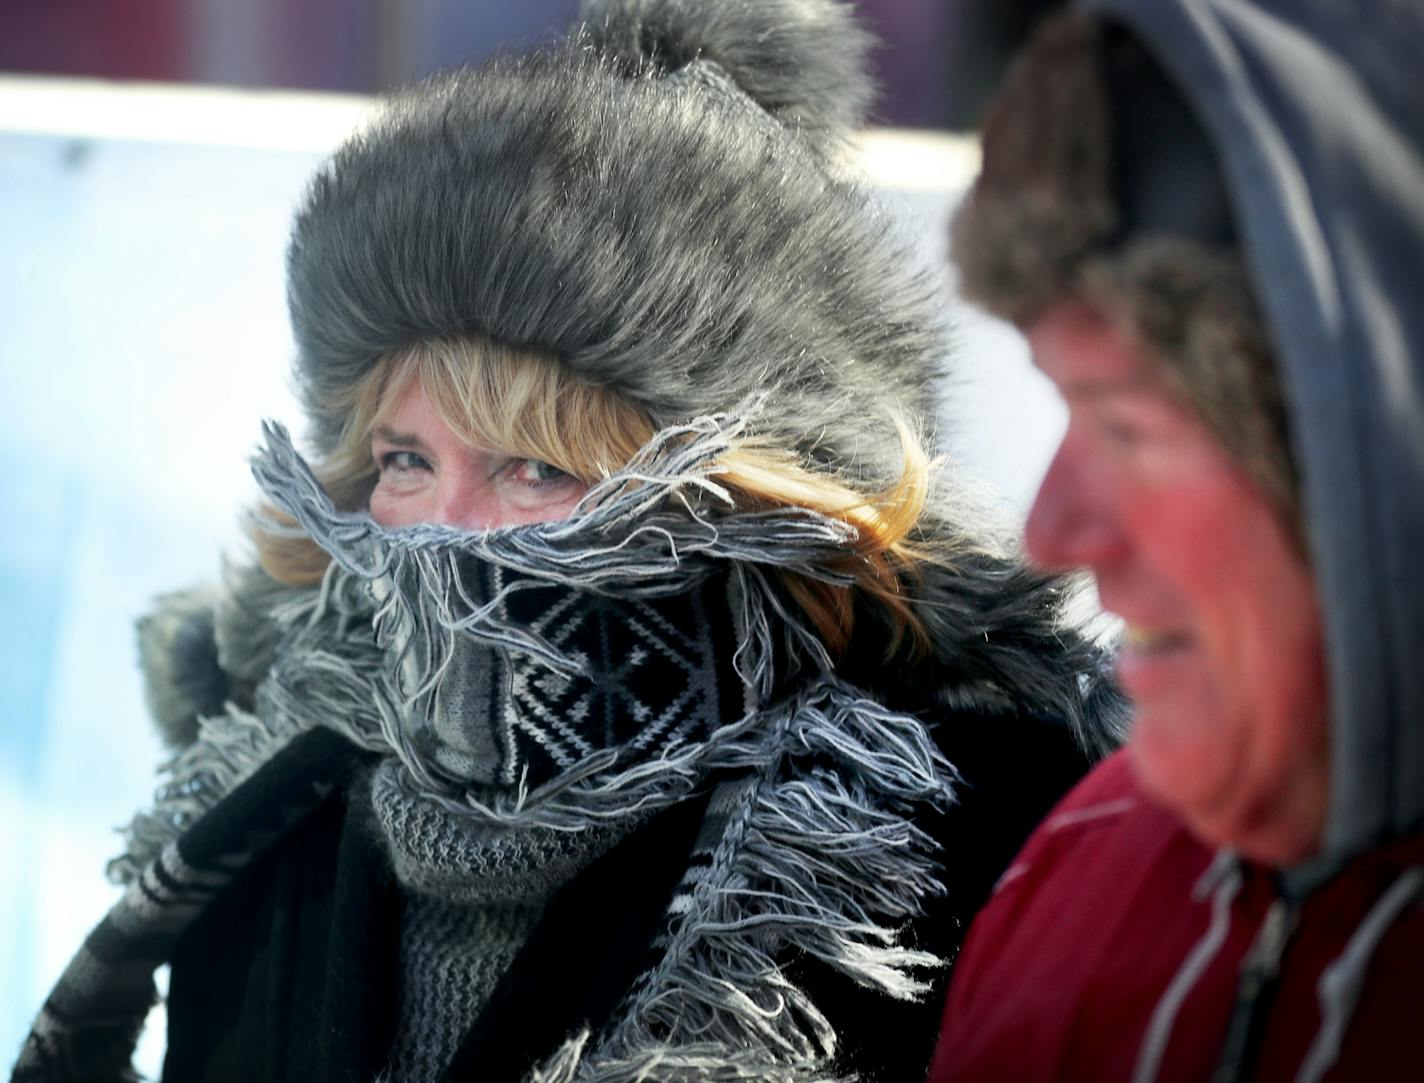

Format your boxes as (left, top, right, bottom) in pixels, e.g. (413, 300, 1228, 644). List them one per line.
(286, 0, 949, 485)
(952, 11, 1299, 531)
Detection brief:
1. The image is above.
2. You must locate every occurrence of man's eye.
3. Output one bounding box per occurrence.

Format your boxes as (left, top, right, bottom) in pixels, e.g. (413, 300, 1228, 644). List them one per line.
(1100, 420, 1142, 447)
(1092, 407, 1151, 449)
(380, 450, 432, 473)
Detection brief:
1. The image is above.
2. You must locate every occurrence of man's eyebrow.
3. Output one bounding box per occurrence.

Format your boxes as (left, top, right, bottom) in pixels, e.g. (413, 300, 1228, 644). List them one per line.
(371, 425, 424, 448)
(1058, 375, 1164, 400)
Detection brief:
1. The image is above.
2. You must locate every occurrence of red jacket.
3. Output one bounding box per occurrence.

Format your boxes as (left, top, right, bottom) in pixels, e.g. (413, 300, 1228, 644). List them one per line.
(927, 751, 1424, 1083)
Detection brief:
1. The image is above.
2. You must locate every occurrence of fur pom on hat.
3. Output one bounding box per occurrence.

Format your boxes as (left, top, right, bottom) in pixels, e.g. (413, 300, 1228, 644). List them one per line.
(577, 0, 876, 140)
(952, 13, 1300, 532)
(286, 0, 946, 484)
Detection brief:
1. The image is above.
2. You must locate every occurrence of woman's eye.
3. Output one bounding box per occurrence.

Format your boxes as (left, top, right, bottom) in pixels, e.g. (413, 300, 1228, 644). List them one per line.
(510, 458, 570, 485)
(379, 450, 432, 474)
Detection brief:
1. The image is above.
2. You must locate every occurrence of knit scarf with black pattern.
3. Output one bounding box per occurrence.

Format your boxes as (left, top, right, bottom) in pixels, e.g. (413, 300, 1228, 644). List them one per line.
(14, 413, 958, 1083)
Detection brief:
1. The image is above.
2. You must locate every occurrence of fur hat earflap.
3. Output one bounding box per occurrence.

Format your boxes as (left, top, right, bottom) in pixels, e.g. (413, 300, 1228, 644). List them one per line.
(287, 0, 947, 487)
(952, 11, 1299, 534)
(951, 12, 1118, 328)
(576, 0, 876, 144)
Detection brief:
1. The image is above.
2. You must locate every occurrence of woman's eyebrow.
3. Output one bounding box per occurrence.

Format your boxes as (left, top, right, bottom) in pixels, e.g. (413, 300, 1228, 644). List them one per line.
(371, 425, 424, 448)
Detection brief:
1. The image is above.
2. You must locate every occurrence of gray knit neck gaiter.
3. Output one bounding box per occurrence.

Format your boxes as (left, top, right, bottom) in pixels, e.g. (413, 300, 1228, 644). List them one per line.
(372, 761, 644, 1083)
(368, 758, 640, 904)
(386, 893, 541, 1083)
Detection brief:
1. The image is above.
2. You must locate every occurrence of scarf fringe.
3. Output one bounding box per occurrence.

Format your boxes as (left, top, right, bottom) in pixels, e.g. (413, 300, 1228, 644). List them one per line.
(109, 414, 959, 1082)
(527, 1030, 847, 1083)
(532, 679, 955, 1082)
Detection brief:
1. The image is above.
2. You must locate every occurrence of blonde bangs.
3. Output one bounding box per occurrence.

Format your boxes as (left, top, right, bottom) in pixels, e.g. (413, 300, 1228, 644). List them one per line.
(403, 338, 655, 483)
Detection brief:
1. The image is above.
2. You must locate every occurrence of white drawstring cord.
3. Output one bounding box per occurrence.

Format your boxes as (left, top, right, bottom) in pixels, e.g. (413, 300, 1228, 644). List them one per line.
(1294, 866, 1424, 1083)
(1132, 850, 1243, 1083)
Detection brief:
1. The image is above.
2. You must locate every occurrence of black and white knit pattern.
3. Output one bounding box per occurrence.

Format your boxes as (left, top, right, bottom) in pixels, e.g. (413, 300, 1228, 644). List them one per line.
(382, 557, 740, 791)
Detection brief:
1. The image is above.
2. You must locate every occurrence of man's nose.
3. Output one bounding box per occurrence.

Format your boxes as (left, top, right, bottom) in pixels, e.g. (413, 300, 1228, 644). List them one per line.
(1024, 445, 1127, 573)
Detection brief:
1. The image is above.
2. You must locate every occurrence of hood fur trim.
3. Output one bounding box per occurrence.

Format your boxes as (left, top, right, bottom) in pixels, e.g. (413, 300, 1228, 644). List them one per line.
(950, 13, 1118, 328)
(951, 11, 1298, 532)
(136, 562, 314, 751)
(136, 586, 226, 750)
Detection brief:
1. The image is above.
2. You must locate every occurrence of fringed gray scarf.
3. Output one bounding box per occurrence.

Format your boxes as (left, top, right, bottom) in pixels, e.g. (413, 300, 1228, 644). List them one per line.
(22, 413, 959, 1083)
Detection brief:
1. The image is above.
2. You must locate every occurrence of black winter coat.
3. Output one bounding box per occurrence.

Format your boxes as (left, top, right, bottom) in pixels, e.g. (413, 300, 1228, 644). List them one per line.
(161, 703, 1087, 1083)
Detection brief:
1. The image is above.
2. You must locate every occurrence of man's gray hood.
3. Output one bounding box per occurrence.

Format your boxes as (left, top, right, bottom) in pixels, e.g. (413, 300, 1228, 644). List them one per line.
(1078, 0, 1424, 863)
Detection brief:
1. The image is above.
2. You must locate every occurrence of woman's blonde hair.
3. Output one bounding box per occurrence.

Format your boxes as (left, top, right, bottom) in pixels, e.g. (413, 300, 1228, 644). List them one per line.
(256, 336, 936, 657)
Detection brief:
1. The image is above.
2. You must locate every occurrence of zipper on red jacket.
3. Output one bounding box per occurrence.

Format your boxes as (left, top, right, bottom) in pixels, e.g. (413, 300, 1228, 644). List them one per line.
(1211, 896, 1300, 1083)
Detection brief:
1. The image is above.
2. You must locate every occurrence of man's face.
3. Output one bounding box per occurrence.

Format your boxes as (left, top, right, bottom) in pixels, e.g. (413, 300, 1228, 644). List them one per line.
(1024, 304, 1330, 864)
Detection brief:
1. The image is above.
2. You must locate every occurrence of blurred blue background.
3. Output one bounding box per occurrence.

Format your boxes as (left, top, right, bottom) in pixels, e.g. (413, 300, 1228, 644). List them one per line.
(0, 1, 1069, 1076)
(0, 0, 1065, 130)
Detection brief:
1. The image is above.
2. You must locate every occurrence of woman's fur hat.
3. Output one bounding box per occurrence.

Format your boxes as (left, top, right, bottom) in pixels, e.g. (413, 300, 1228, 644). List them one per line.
(286, 0, 948, 485)
(952, 12, 1299, 532)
